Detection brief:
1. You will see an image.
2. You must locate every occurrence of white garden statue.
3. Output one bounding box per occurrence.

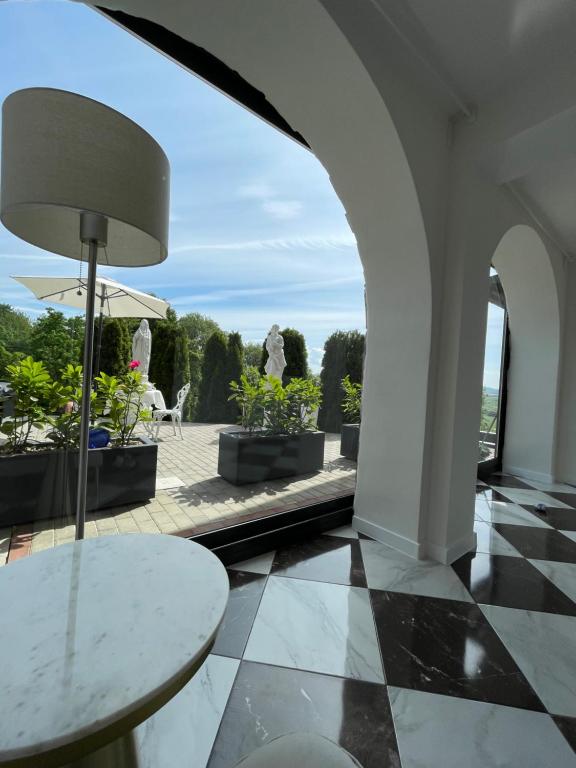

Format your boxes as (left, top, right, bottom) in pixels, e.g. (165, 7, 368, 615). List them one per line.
(264, 324, 287, 382)
(132, 318, 153, 386)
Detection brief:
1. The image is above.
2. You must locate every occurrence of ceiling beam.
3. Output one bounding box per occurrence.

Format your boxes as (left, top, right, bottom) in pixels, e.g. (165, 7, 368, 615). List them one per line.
(496, 105, 576, 184)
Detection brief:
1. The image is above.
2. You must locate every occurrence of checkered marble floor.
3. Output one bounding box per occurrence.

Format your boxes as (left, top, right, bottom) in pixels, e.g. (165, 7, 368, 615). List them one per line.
(134, 473, 576, 768)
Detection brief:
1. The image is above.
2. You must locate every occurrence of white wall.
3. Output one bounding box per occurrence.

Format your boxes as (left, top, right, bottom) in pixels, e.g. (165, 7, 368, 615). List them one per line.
(95, 0, 574, 560)
(556, 261, 576, 484)
(97, 0, 441, 556)
(493, 225, 561, 483)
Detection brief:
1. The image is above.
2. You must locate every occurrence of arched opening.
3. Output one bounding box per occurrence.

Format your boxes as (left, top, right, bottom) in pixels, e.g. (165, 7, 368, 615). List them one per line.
(96, 0, 435, 552)
(489, 225, 561, 482)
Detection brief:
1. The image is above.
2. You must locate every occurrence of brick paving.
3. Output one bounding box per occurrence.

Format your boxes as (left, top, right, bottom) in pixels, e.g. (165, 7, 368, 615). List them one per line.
(1, 424, 356, 563)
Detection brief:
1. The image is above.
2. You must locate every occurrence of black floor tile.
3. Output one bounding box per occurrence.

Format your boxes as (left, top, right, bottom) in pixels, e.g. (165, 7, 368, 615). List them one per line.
(207, 661, 400, 768)
(370, 590, 544, 711)
(271, 535, 367, 587)
(494, 524, 576, 563)
(545, 492, 576, 509)
(452, 552, 576, 615)
(484, 474, 537, 490)
(212, 570, 267, 659)
(520, 504, 576, 531)
(554, 716, 576, 753)
(476, 488, 512, 503)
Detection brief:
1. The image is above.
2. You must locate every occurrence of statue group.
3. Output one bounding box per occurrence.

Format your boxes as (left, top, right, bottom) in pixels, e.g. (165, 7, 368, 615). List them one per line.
(264, 324, 286, 382)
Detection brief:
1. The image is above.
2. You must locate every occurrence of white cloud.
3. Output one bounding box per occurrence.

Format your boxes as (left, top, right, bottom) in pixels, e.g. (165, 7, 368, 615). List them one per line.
(171, 233, 356, 254)
(238, 182, 275, 200)
(262, 200, 303, 220)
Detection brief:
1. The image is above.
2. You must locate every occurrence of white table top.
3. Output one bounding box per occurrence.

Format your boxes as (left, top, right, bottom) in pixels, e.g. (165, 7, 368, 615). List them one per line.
(0, 534, 229, 766)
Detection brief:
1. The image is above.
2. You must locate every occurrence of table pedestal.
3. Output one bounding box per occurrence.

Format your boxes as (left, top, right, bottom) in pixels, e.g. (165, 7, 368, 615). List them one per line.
(62, 732, 139, 768)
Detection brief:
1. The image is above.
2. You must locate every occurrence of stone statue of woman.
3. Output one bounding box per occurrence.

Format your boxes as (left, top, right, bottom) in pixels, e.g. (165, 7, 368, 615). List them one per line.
(132, 319, 152, 384)
(264, 324, 286, 382)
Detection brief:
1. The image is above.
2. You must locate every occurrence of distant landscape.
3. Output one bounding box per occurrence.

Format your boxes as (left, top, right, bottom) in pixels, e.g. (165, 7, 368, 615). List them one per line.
(480, 387, 500, 432)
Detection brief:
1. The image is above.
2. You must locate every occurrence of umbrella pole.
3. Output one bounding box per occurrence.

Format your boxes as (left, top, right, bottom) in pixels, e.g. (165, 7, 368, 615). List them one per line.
(94, 309, 105, 381)
(76, 213, 106, 541)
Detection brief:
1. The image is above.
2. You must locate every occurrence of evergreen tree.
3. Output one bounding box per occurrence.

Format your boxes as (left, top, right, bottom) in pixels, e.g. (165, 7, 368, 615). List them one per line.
(280, 327, 308, 383)
(224, 332, 244, 422)
(195, 330, 229, 422)
(317, 330, 365, 432)
(98, 318, 130, 377)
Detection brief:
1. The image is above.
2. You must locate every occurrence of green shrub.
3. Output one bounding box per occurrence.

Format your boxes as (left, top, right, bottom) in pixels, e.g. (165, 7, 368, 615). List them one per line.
(341, 375, 362, 423)
(0, 357, 52, 452)
(229, 373, 321, 435)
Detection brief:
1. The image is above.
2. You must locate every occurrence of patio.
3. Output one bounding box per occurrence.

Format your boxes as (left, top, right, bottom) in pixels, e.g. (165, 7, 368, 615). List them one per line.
(1, 423, 356, 563)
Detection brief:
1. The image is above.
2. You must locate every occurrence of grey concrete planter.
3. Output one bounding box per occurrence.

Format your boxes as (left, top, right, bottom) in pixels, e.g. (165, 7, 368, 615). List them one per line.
(340, 423, 360, 461)
(0, 437, 157, 527)
(218, 430, 325, 485)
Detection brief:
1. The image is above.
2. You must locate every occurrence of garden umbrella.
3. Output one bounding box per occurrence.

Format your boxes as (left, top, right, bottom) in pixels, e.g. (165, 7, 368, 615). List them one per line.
(12, 275, 168, 374)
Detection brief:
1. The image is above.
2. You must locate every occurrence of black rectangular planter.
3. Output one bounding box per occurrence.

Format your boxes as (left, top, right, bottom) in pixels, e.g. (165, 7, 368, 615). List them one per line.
(218, 430, 325, 485)
(340, 423, 360, 460)
(0, 438, 157, 527)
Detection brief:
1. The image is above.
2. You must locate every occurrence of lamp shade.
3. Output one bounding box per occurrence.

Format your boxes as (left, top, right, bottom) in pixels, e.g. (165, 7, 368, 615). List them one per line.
(0, 88, 170, 267)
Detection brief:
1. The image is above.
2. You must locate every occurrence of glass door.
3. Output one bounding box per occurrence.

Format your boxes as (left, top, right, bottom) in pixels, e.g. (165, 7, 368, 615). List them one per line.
(478, 269, 508, 474)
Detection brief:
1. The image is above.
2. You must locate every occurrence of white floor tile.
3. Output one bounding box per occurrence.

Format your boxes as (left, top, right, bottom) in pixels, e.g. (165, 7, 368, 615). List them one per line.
(529, 559, 576, 603)
(134, 654, 239, 768)
(244, 576, 384, 683)
(389, 687, 576, 768)
(480, 604, 576, 716)
(475, 499, 551, 527)
(494, 488, 574, 509)
(523, 480, 576, 494)
(228, 551, 276, 575)
(474, 521, 521, 557)
(359, 540, 473, 602)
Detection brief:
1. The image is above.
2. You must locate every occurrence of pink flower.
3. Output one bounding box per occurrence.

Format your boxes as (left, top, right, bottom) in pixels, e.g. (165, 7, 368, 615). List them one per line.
(129, 360, 140, 370)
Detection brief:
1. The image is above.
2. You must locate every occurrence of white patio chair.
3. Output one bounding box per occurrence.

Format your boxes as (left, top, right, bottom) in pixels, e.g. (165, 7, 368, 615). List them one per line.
(152, 382, 190, 440)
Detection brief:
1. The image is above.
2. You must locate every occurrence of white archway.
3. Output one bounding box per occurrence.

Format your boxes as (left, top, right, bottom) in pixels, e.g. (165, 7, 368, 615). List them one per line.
(97, 0, 434, 553)
(492, 224, 561, 482)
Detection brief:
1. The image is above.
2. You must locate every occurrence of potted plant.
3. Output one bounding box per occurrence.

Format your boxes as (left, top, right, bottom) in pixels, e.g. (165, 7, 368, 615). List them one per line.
(0, 357, 157, 527)
(340, 375, 361, 460)
(217, 373, 324, 484)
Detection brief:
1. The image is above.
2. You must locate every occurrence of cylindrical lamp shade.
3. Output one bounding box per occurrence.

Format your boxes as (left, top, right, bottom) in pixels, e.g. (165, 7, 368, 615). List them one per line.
(0, 88, 170, 266)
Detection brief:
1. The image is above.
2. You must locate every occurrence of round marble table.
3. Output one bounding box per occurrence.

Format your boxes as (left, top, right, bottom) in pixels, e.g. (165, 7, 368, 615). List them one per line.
(0, 534, 229, 768)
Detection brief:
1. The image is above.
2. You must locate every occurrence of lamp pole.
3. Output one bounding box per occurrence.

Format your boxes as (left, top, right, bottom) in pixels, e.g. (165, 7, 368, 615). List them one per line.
(75, 212, 107, 540)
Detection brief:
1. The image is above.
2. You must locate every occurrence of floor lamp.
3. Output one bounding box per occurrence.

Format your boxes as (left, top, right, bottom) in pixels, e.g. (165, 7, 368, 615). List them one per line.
(0, 88, 170, 540)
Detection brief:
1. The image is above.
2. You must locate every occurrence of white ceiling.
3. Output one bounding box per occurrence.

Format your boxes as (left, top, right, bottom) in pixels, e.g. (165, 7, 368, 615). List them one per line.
(402, 0, 576, 106)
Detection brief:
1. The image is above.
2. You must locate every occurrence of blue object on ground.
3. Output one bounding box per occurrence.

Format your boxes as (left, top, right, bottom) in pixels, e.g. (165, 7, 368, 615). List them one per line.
(88, 428, 110, 449)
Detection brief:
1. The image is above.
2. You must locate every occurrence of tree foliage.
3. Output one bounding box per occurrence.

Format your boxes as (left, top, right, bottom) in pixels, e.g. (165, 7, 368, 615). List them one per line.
(195, 330, 230, 422)
(97, 318, 131, 377)
(317, 330, 365, 432)
(30, 309, 84, 378)
(243, 342, 263, 369)
(0, 304, 32, 355)
(178, 312, 221, 354)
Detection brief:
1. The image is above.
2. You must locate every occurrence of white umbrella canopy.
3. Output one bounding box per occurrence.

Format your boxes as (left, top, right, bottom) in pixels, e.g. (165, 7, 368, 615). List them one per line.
(12, 275, 168, 318)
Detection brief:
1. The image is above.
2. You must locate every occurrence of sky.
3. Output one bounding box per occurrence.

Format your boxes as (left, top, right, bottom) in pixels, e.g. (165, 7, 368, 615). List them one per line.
(0, 1, 365, 372)
(0, 1, 505, 389)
